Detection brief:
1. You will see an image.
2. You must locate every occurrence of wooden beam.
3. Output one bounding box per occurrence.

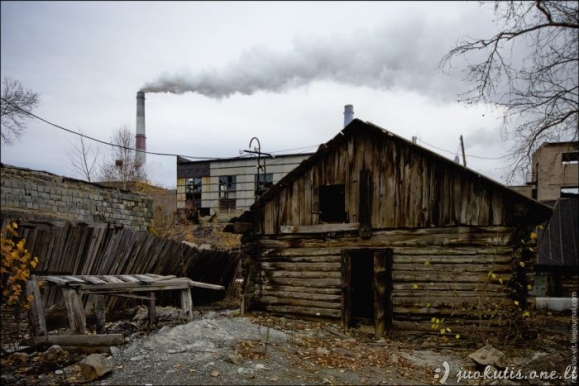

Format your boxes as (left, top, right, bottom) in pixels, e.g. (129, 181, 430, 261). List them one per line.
(32, 334, 124, 347)
(180, 289, 194, 322)
(94, 295, 106, 334)
(280, 223, 360, 234)
(148, 292, 157, 325)
(62, 289, 86, 335)
(26, 275, 47, 336)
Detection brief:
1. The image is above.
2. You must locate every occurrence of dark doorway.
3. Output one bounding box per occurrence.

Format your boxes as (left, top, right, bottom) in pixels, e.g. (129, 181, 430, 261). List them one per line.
(350, 250, 374, 324)
(342, 249, 392, 337)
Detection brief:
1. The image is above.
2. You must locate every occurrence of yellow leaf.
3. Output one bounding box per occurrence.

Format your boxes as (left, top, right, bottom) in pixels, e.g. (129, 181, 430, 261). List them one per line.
(499, 278, 503, 284)
(519, 261, 525, 267)
(527, 285, 533, 291)
(423, 260, 430, 267)
(530, 232, 537, 240)
(431, 317, 436, 323)
(412, 284, 419, 289)
(440, 328, 446, 335)
(455, 334, 460, 339)
(522, 311, 530, 318)
(514, 300, 520, 306)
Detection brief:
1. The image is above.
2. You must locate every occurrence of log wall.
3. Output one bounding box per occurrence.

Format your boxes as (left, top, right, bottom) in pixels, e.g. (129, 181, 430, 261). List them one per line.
(246, 225, 523, 331)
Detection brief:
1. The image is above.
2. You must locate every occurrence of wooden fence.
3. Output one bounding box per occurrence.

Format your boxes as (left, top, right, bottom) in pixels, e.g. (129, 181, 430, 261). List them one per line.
(1, 218, 240, 311)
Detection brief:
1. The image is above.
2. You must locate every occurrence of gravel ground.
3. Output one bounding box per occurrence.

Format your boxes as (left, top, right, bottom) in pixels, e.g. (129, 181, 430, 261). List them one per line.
(89, 309, 442, 385)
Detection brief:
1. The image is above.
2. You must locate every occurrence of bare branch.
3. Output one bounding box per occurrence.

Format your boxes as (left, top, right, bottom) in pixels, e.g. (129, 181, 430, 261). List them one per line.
(441, 1, 578, 184)
(0, 77, 40, 145)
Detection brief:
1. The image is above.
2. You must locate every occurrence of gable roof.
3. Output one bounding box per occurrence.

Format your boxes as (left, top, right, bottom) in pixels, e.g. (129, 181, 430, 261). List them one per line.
(249, 119, 552, 220)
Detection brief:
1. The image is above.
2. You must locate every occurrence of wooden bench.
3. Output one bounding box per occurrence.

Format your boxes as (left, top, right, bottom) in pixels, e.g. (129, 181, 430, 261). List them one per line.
(27, 274, 225, 336)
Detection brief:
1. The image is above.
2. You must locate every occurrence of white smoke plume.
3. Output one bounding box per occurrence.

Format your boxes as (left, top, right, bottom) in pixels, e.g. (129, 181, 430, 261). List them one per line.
(141, 17, 472, 101)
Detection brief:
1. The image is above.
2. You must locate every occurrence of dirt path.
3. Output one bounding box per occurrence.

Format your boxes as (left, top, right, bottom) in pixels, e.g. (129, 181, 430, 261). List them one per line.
(1, 306, 575, 385)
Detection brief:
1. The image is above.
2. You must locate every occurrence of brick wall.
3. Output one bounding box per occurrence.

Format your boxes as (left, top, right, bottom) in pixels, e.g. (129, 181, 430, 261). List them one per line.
(0, 163, 153, 231)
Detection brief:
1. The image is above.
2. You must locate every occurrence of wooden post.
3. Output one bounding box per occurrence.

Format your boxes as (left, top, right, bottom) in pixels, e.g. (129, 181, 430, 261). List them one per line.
(180, 288, 194, 322)
(373, 252, 387, 338)
(26, 275, 47, 336)
(94, 295, 106, 334)
(148, 291, 157, 325)
(341, 251, 352, 334)
(62, 288, 86, 334)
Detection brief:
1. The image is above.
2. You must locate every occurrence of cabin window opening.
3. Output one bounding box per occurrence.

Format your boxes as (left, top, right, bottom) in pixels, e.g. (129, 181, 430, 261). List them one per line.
(255, 173, 273, 198)
(319, 184, 346, 223)
(561, 152, 578, 165)
(219, 175, 237, 210)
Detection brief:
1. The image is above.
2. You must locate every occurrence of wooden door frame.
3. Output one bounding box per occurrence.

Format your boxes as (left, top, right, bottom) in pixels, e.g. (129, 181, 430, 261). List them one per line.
(341, 248, 393, 337)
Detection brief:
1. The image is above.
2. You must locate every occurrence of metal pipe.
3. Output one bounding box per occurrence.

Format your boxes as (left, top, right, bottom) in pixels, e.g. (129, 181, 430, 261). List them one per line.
(344, 104, 354, 127)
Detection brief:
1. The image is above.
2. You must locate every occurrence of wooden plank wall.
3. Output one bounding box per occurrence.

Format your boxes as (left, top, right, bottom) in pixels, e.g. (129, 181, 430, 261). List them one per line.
(250, 225, 520, 331)
(260, 130, 524, 234)
(1, 218, 239, 311)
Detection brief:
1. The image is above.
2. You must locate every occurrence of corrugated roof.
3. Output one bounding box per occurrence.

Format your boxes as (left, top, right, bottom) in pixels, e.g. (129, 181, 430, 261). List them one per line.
(537, 197, 579, 266)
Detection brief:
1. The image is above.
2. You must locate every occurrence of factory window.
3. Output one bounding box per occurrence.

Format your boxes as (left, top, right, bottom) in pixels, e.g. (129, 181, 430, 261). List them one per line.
(562, 152, 578, 164)
(219, 175, 236, 210)
(185, 177, 202, 210)
(319, 184, 346, 223)
(255, 173, 273, 197)
(185, 178, 202, 200)
(561, 187, 579, 198)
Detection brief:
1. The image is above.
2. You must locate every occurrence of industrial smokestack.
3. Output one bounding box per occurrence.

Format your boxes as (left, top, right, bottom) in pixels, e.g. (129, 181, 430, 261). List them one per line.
(343, 104, 354, 127)
(136, 91, 146, 168)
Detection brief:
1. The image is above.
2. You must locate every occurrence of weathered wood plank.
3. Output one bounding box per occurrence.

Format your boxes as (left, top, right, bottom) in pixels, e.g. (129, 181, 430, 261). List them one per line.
(32, 334, 124, 347)
(260, 305, 341, 319)
(261, 270, 341, 279)
(26, 276, 47, 336)
(262, 277, 341, 288)
(94, 295, 106, 334)
(393, 263, 511, 273)
(62, 289, 86, 334)
(261, 262, 341, 272)
(257, 290, 341, 302)
(260, 285, 341, 295)
(280, 223, 359, 234)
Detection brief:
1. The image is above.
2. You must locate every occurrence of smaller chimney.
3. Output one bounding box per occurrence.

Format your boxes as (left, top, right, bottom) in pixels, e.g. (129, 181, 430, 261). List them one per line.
(343, 104, 354, 127)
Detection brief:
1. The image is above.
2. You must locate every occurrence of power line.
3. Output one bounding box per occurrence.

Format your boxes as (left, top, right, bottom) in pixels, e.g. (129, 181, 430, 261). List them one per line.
(417, 138, 512, 160)
(1, 97, 250, 161)
(2, 96, 511, 163)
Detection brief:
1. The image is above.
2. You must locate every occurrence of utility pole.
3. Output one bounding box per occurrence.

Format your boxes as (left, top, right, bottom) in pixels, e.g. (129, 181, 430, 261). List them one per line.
(460, 135, 467, 167)
(243, 137, 274, 199)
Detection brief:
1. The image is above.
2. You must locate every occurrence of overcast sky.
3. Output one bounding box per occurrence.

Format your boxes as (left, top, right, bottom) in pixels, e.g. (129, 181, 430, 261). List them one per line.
(1, 1, 517, 189)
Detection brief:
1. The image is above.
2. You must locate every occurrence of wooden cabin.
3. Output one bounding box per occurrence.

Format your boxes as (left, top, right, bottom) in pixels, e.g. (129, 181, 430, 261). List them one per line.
(226, 119, 552, 336)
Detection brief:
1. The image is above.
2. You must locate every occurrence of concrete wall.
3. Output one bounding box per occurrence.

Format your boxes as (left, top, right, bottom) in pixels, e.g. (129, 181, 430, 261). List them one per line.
(531, 142, 578, 201)
(1, 163, 153, 231)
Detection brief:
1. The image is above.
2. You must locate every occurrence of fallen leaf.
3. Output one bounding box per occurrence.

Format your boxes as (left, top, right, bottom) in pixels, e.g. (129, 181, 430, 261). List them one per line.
(211, 371, 220, 377)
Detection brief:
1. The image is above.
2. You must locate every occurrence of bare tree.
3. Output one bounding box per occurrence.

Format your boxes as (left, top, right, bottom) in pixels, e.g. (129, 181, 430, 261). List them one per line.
(66, 129, 101, 182)
(441, 1, 578, 183)
(98, 124, 146, 189)
(0, 77, 40, 146)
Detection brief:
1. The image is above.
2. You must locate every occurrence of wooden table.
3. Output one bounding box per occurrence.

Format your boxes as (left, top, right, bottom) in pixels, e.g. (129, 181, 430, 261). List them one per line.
(27, 274, 225, 336)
